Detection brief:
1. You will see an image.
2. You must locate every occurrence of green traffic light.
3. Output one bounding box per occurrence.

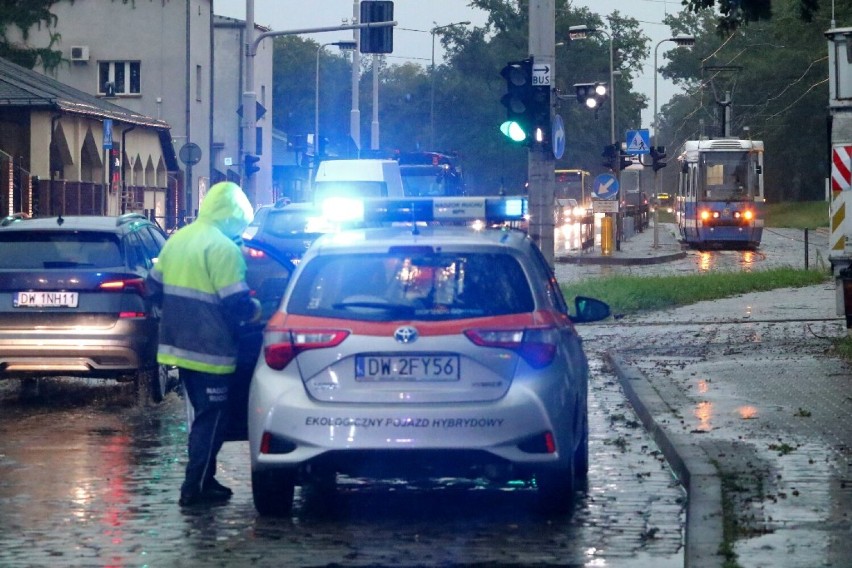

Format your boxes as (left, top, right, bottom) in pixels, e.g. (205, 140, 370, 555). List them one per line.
(500, 120, 527, 142)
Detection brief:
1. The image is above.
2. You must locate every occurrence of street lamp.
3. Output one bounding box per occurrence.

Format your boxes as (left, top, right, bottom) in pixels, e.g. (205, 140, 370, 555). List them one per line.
(315, 41, 356, 158)
(653, 35, 696, 148)
(430, 20, 470, 148)
(653, 34, 695, 247)
(568, 25, 615, 145)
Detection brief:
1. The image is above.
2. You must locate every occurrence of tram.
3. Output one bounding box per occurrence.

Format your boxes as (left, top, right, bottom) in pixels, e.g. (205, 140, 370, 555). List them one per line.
(675, 138, 765, 249)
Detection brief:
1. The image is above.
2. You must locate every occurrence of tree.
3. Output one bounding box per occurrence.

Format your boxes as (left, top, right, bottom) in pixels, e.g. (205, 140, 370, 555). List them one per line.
(0, 0, 63, 70)
(657, 0, 846, 201)
(681, 0, 820, 34)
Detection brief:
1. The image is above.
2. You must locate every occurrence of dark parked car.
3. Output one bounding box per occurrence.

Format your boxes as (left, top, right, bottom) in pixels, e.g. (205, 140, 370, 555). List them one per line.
(243, 201, 326, 264)
(0, 213, 171, 405)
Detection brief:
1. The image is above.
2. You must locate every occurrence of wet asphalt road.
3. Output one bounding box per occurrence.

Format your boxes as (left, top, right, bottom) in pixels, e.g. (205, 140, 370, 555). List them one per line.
(0, 374, 685, 567)
(0, 226, 829, 568)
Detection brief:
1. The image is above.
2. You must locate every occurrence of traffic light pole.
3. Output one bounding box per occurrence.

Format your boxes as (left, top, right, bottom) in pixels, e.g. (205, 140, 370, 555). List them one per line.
(528, 0, 555, 268)
(241, 3, 396, 205)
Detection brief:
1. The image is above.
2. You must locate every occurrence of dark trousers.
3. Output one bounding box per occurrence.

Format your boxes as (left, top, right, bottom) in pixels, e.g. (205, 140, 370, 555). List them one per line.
(180, 369, 230, 498)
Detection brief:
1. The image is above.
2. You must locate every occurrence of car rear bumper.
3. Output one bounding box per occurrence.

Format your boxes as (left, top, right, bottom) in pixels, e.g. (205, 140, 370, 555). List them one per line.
(0, 334, 153, 376)
(248, 373, 582, 476)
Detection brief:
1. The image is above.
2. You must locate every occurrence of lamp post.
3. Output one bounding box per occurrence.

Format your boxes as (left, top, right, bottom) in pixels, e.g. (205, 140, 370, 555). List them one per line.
(568, 25, 614, 145)
(653, 34, 695, 247)
(569, 24, 617, 252)
(430, 20, 469, 148)
(315, 41, 356, 159)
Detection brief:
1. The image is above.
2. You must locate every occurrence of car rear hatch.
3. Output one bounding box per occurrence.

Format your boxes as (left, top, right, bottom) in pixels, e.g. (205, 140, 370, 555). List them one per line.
(289, 312, 564, 404)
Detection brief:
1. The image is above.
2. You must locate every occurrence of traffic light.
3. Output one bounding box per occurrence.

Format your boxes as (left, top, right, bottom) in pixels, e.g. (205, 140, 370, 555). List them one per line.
(530, 84, 551, 145)
(601, 143, 617, 169)
(360, 1, 394, 54)
(619, 149, 633, 171)
(499, 58, 533, 144)
(601, 143, 631, 171)
(244, 154, 260, 177)
(574, 82, 608, 110)
(650, 145, 667, 172)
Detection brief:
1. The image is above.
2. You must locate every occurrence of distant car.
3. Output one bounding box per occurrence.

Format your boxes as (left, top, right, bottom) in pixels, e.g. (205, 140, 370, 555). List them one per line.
(237, 197, 611, 516)
(243, 202, 327, 264)
(0, 213, 171, 405)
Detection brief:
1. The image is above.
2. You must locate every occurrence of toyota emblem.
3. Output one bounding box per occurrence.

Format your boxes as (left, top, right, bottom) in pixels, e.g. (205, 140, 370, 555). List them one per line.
(394, 326, 418, 344)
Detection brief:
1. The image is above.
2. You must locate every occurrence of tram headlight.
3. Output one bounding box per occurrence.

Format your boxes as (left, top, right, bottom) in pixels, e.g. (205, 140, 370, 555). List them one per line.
(743, 209, 754, 221)
(700, 210, 711, 221)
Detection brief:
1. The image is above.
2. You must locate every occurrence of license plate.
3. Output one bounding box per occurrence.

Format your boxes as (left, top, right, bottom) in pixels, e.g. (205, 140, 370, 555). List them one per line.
(355, 354, 460, 382)
(14, 291, 79, 308)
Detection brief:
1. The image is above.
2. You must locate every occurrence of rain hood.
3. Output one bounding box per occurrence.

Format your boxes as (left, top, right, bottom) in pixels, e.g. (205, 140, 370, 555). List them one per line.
(197, 181, 254, 239)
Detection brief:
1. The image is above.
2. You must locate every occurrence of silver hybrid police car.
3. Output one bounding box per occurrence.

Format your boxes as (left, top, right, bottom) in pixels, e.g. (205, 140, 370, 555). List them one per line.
(240, 197, 610, 516)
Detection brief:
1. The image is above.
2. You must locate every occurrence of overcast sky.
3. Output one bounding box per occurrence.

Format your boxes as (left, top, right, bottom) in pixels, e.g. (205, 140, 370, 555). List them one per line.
(214, 0, 691, 131)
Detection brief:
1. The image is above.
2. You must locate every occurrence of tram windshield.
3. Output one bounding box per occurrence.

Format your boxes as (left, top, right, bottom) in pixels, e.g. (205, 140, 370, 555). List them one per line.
(700, 151, 756, 201)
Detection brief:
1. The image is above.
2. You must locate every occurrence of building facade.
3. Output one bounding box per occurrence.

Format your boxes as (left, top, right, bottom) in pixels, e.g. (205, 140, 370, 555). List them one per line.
(13, 0, 274, 215)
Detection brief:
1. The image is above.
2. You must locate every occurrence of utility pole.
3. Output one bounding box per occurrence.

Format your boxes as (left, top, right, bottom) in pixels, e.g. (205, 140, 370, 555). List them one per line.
(242, 0, 257, 204)
(528, 0, 556, 267)
(351, 0, 361, 156)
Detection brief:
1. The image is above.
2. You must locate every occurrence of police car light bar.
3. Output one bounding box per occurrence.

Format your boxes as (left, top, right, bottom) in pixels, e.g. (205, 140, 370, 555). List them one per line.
(361, 196, 528, 224)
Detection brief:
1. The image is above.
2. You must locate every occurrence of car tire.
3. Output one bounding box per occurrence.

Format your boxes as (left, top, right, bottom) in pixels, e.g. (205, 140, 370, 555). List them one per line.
(573, 416, 590, 488)
(135, 367, 154, 407)
(135, 366, 168, 407)
(150, 364, 170, 403)
(535, 458, 575, 514)
(252, 469, 296, 516)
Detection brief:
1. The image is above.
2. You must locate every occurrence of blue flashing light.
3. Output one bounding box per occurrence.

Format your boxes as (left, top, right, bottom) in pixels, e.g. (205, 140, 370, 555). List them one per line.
(321, 197, 365, 224)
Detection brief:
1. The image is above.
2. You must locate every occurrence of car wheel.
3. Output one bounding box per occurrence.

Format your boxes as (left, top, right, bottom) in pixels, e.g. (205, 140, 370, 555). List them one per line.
(573, 416, 590, 488)
(535, 459, 575, 514)
(252, 469, 296, 516)
(135, 367, 155, 407)
(149, 364, 170, 403)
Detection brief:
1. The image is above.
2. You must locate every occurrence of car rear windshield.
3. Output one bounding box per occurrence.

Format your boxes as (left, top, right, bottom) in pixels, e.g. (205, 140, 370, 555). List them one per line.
(0, 231, 123, 269)
(263, 210, 319, 236)
(287, 250, 534, 321)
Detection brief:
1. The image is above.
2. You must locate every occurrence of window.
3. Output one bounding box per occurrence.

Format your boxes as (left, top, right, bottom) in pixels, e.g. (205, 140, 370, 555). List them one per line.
(288, 251, 535, 322)
(98, 61, 141, 96)
(196, 64, 202, 102)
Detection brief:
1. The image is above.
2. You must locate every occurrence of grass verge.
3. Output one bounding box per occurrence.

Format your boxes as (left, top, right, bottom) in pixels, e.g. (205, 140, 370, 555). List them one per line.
(561, 267, 829, 316)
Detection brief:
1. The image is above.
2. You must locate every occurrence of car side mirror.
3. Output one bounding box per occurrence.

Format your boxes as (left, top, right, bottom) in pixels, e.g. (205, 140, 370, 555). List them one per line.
(571, 296, 610, 323)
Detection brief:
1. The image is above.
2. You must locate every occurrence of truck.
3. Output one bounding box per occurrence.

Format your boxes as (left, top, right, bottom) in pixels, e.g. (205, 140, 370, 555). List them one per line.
(313, 158, 405, 202)
(396, 151, 465, 197)
(826, 28, 852, 327)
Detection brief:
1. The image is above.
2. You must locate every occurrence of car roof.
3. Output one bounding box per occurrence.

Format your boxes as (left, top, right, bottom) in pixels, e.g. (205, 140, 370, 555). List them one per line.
(0, 214, 153, 233)
(308, 225, 531, 256)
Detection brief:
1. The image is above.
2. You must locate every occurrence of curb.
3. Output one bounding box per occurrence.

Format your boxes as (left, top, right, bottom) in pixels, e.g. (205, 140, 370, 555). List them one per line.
(555, 250, 686, 266)
(606, 352, 725, 568)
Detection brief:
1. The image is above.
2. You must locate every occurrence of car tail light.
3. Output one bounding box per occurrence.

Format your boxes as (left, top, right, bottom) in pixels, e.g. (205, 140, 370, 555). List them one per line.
(263, 328, 350, 370)
(99, 277, 146, 295)
(464, 326, 559, 369)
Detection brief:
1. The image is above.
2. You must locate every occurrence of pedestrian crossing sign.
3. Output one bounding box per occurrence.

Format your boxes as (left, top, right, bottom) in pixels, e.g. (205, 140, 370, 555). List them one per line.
(625, 129, 650, 154)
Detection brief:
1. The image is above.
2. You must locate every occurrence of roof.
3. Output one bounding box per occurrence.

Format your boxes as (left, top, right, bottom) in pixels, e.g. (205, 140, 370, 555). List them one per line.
(0, 57, 171, 130)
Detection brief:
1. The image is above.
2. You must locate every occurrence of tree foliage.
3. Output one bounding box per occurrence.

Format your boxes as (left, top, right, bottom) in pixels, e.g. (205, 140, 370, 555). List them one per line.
(0, 0, 63, 70)
(657, 0, 845, 201)
(681, 0, 820, 34)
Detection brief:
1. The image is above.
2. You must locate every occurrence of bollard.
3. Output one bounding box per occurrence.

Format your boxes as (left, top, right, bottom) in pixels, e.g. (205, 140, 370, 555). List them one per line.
(601, 215, 613, 256)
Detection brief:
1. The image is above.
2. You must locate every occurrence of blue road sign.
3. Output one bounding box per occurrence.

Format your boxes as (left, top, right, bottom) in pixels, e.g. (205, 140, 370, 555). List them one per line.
(552, 114, 565, 160)
(103, 119, 113, 149)
(625, 129, 650, 154)
(593, 173, 619, 200)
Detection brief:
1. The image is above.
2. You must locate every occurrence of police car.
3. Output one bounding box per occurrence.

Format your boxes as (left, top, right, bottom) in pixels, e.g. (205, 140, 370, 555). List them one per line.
(242, 197, 610, 516)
